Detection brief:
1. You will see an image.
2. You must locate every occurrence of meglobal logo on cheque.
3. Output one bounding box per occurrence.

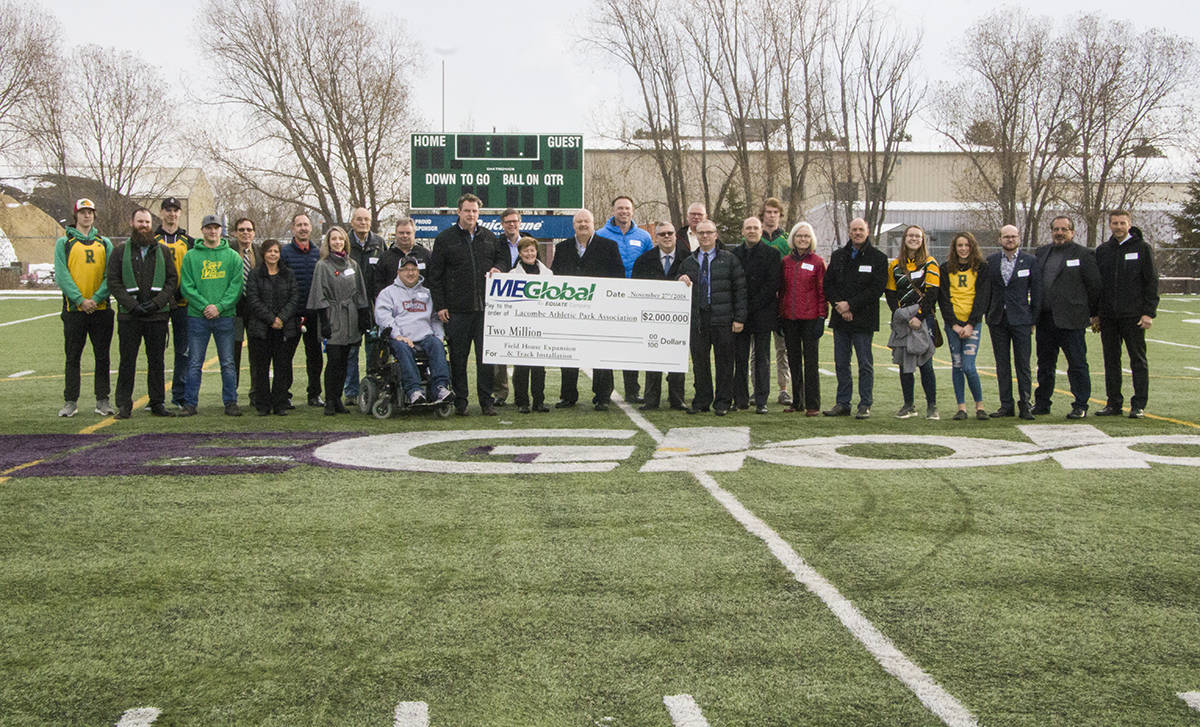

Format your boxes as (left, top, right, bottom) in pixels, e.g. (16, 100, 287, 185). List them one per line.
(489, 278, 596, 302)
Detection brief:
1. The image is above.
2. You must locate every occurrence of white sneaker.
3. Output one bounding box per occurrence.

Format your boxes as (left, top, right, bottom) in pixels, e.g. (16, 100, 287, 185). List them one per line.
(94, 398, 114, 416)
(894, 404, 917, 419)
(777, 390, 792, 405)
(58, 401, 77, 417)
(407, 389, 427, 405)
(434, 385, 452, 403)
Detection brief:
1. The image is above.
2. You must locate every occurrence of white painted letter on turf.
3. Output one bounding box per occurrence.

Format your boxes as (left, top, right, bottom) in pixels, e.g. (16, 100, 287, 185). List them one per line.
(116, 707, 161, 726)
(394, 701, 429, 727)
(663, 694, 710, 727)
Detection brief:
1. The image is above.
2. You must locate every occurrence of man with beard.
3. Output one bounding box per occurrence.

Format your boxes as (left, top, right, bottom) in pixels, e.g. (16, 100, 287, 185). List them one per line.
(106, 207, 178, 419)
(279, 212, 325, 406)
(154, 196, 193, 409)
(1032, 216, 1101, 419)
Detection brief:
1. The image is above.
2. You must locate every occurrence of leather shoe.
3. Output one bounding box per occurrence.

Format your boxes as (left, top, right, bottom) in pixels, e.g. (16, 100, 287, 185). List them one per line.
(534, 404, 550, 412)
(481, 404, 498, 416)
(686, 406, 708, 415)
(554, 400, 576, 409)
(1095, 405, 1122, 416)
(823, 403, 851, 416)
(518, 405, 531, 414)
(1128, 407, 1145, 419)
(114, 406, 132, 420)
(1031, 403, 1051, 416)
(989, 407, 1014, 418)
(1066, 406, 1087, 420)
(714, 407, 728, 416)
(149, 403, 175, 417)
(1018, 403, 1035, 420)
(308, 396, 325, 407)
(593, 403, 609, 411)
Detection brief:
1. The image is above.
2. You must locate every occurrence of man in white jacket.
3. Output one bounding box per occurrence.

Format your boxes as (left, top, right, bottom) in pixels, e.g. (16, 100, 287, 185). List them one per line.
(373, 256, 452, 405)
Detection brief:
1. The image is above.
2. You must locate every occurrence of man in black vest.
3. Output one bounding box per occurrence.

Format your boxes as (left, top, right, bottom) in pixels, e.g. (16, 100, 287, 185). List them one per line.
(631, 221, 688, 410)
(106, 207, 178, 419)
(1033, 216, 1101, 419)
(427, 193, 507, 416)
(985, 225, 1041, 420)
(551, 209, 625, 410)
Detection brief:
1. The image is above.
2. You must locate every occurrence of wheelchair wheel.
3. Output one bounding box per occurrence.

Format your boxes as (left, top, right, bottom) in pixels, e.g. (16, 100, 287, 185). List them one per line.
(435, 402, 453, 418)
(359, 378, 378, 414)
(372, 396, 394, 419)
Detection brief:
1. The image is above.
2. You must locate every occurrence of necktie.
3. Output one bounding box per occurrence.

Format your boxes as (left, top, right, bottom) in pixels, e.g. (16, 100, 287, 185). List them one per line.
(663, 254, 672, 276)
(699, 252, 711, 308)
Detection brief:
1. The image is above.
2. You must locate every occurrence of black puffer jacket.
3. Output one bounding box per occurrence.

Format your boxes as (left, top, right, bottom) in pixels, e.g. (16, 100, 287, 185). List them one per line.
(427, 224, 506, 312)
(244, 263, 300, 339)
(677, 247, 747, 326)
(1095, 227, 1159, 319)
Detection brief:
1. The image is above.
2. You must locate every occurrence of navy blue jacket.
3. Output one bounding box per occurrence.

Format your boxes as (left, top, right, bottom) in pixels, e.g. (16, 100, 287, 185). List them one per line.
(279, 239, 322, 308)
(984, 251, 1040, 327)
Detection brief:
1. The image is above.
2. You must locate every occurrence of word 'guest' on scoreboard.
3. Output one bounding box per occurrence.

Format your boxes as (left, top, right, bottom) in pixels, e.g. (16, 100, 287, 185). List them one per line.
(410, 133, 584, 211)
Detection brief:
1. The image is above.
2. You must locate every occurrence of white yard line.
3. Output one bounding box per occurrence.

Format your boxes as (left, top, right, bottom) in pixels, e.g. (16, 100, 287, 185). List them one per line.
(1178, 692, 1200, 712)
(0, 311, 58, 327)
(1147, 338, 1200, 350)
(819, 368, 836, 376)
(394, 701, 429, 726)
(611, 397, 979, 727)
(1185, 367, 1200, 373)
(116, 707, 161, 726)
(7, 370, 33, 378)
(663, 694, 711, 727)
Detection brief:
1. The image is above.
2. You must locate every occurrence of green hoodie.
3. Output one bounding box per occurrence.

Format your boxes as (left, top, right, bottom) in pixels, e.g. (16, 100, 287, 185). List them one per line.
(54, 225, 113, 311)
(179, 238, 244, 317)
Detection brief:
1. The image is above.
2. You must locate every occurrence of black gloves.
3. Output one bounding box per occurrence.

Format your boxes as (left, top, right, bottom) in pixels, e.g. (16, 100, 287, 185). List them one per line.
(319, 309, 332, 339)
(357, 308, 372, 333)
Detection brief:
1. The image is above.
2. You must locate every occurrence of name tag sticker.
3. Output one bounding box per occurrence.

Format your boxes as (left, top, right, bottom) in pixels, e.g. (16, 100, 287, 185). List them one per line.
(1066, 259, 1080, 267)
(631, 240, 643, 248)
(801, 262, 815, 271)
(1017, 268, 1030, 278)
(368, 257, 379, 265)
(911, 269, 924, 279)
(1125, 252, 1139, 260)
(418, 262, 426, 270)
(344, 268, 355, 277)
(858, 264, 872, 272)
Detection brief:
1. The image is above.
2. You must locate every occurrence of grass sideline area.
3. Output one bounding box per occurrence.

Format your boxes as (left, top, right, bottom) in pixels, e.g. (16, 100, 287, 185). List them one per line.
(1, 295, 1199, 725)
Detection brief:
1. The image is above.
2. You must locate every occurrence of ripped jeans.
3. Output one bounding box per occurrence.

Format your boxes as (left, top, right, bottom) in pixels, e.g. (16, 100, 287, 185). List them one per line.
(946, 324, 983, 406)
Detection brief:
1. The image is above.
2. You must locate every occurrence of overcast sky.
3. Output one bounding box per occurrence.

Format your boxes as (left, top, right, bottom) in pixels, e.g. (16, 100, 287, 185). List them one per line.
(43, 0, 1200, 151)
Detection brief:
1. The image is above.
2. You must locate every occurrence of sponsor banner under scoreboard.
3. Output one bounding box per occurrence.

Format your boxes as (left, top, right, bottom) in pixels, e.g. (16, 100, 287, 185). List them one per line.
(411, 214, 575, 240)
(483, 273, 691, 373)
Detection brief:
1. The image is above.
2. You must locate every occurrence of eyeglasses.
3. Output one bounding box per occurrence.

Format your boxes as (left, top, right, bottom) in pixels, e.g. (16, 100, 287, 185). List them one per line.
(697, 230, 718, 236)
(657, 231, 675, 236)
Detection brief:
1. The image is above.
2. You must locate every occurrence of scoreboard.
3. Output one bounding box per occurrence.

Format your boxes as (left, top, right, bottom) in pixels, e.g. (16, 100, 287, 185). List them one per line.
(410, 133, 584, 211)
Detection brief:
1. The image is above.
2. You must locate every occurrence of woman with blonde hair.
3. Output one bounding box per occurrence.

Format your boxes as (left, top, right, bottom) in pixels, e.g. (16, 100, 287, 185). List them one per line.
(508, 237, 552, 412)
(777, 221, 827, 414)
(885, 224, 940, 419)
(307, 225, 370, 415)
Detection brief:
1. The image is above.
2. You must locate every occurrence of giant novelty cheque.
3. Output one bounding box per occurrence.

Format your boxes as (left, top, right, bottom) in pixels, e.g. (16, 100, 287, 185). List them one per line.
(483, 274, 691, 372)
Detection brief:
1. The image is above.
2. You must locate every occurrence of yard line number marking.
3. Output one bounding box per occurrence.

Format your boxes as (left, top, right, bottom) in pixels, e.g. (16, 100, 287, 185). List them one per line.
(394, 701, 429, 726)
(115, 707, 161, 726)
(1178, 692, 1200, 712)
(663, 694, 711, 726)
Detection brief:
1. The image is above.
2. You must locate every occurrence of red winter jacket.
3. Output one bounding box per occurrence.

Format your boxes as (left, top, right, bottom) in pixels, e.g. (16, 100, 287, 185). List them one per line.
(778, 251, 827, 320)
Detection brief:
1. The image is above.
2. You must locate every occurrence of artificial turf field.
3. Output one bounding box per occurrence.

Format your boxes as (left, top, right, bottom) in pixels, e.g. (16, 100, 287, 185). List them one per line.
(1, 291, 1199, 726)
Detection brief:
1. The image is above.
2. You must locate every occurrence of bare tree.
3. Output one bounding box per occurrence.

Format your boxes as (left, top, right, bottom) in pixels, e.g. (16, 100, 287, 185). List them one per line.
(199, 0, 420, 228)
(935, 9, 1073, 246)
(23, 45, 178, 232)
(1059, 15, 1197, 245)
(0, 1, 58, 156)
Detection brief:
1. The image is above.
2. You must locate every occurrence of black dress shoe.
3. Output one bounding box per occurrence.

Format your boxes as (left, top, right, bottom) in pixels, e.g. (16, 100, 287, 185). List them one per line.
(308, 396, 325, 407)
(114, 406, 132, 420)
(669, 403, 688, 411)
(518, 405, 531, 414)
(1095, 405, 1122, 416)
(534, 404, 550, 413)
(149, 403, 175, 417)
(989, 407, 1014, 418)
(686, 406, 708, 415)
(554, 400, 576, 409)
(593, 403, 609, 411)
(481, 404, 498, 416)
(1018, 403, 1035, 420)
(1066, 406, 1087, 420)
(823, 403, 851, 416)
(629, 396, 644, 404)
(714, 407, 728, 416)
(1031, 403, 1051, 416)
(334, 400, 350, 414)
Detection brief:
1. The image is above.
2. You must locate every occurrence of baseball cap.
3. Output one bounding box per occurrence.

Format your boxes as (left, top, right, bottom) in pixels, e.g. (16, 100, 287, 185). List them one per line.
(162, 197, 182, 211)
(74, 198, 96, 213)
(398, 255, 420, 269)
(201, 215, 222, 229)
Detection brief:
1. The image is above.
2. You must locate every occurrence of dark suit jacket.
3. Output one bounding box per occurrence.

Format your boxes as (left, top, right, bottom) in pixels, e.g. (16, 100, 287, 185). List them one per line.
(631, 245, 687, 281)
(551, 235, 625, 278)
(984, 251, 1040, 328)
(1034, 241, 1101, 329)
(677, 247, 747, 326)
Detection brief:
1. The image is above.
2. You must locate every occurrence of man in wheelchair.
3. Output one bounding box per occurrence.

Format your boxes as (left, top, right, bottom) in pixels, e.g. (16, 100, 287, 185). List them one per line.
(373, 255, 452, 406)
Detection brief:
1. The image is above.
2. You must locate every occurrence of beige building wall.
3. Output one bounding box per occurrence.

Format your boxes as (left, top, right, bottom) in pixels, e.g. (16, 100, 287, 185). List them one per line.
(0, 192, 67, 265)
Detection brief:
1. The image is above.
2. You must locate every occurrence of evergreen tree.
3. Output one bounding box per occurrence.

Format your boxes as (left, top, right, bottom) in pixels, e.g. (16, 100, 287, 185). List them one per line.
(1167, 170, 1200, 278)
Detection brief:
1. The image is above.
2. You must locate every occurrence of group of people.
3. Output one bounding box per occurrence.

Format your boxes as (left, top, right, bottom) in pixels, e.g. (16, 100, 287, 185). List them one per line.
(53, 192, 1158, 422)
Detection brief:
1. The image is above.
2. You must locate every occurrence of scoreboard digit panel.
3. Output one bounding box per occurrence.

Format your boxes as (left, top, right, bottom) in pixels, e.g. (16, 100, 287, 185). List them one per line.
(411, 133, 584, 211)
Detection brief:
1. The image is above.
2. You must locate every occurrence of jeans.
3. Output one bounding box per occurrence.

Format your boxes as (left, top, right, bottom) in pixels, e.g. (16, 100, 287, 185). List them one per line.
(832, 327, 874, 407)
(169, 305, 189, 405)
(946, 325, 983, 406)
(184, 316, 237, 407)
(388, 335, 450, 395)
(344, 343, 360, 397)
